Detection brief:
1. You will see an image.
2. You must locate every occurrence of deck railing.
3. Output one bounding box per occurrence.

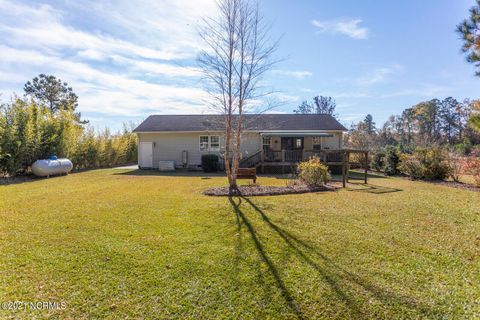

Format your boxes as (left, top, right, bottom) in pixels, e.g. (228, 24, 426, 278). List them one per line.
(239, 150, 262, 168)
(264, 149, 283, 162)
(260, 149, 345, 164)
(284, 150, 303, 162)
(257, 148, 369, 188)
(240, 148, 368, 187)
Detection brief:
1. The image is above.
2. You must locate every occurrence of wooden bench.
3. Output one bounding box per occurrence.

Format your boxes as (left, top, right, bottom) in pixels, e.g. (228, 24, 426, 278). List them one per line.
(236, 168, 257, 183)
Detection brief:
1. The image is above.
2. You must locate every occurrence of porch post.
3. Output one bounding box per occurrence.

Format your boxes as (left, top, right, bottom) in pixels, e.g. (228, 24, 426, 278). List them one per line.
(260, 149, 265, 174)
(281, 149, 285, 162)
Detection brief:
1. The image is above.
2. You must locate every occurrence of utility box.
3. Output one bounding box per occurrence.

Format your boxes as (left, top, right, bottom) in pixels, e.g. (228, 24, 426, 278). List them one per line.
(158, 160, 175, 171)
(181, 150, 188, 168)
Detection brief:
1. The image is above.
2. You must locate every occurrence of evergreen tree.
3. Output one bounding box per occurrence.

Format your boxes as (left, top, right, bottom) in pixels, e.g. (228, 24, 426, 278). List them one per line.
(469, 100, 480, 132)
(457, 0, 480, 76)
(363, 114, 375, 134)
(24, 74, 86, 124)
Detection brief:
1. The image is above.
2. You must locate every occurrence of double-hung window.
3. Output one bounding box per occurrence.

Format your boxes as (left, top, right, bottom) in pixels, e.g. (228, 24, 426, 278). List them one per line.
(199, 135, 220, 152)
(312, 137, 322, 150)
(262, 136, 271, 151)
(209, 136, 220, 151)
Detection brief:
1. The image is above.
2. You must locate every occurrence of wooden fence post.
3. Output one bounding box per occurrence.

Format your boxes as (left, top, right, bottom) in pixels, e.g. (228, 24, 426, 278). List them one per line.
(364, 151, 368, 184)
(346, 151, 350, 183)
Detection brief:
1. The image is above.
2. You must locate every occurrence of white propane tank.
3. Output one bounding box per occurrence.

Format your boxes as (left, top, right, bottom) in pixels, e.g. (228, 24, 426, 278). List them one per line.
(31, 156, 73, 177)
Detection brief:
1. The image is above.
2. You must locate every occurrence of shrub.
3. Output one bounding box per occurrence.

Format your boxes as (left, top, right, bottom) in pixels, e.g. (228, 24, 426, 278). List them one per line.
(399, 147, 451, 180)
(298, 156, 330, 187)
(383, 146, 400, 176)
(421, 148, 451, 180)
(370, 151, 385, 172)
(201, 154, 219, 172)
(398, 154, 424, 179)
(464, 156, 480, 187)
(454, 138, 473, 155)
(446, 152, 463, 182)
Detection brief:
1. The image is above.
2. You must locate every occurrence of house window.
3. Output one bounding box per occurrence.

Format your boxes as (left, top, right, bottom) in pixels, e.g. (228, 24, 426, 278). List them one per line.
(199, 135, 220, 152)
(313, 137, 322, 150)
(210, 135, 220, 151)
(199, 136, 209, 151)
(295, 138, 302, 148)
(262, 136, 271, 150)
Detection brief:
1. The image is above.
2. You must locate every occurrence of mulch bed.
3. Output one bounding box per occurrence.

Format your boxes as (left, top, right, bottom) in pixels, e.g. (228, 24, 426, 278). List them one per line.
(203, 184, 337, 196)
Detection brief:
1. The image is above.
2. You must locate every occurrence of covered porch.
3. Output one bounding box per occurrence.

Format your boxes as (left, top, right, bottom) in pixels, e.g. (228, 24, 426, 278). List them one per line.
(239, 131, 368, 187)
(259, 131, 343, 164)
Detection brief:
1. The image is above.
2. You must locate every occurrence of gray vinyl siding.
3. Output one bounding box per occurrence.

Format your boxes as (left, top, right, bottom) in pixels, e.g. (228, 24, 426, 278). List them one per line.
(240, 132, 262, 158)
(137, 132, 262, 168)
(137, 131, 343, 168)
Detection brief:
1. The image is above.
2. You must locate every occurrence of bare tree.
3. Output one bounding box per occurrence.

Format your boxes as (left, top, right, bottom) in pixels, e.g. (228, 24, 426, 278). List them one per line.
(198, 0, 277, 193)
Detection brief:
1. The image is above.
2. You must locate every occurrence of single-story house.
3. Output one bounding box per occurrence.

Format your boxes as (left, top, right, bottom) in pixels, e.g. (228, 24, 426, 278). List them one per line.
(133, 114, 348, 170)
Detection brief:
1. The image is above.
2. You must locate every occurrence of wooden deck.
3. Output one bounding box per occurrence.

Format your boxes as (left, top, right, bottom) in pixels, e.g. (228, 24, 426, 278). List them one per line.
(239, 148, 369, 187)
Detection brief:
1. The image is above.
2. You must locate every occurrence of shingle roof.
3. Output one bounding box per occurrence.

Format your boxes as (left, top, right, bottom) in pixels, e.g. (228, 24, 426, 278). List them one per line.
(133, 114, 347, 132)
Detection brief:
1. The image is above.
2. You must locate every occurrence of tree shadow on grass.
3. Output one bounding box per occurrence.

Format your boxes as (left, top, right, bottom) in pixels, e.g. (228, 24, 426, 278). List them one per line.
(113, 169, 225, 178)
(229, 196, 443, 319)
(229, 197, 305, 319)
(346, 183, 402, 194)
(0, 175, 61, 186)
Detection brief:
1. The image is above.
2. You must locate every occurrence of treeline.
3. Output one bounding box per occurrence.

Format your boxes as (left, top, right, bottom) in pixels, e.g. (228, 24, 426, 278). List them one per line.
(0, 98, 137, 177)
(346, 97, 480, 184)
(348, 97, 480, 153)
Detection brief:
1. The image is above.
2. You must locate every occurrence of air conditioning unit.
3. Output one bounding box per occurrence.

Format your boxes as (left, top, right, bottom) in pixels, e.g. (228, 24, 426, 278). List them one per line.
(158, 160, 175, 171)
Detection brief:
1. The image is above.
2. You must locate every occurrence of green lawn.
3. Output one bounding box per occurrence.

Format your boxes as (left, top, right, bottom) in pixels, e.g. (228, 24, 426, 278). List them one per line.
(0, 169, 479, 319)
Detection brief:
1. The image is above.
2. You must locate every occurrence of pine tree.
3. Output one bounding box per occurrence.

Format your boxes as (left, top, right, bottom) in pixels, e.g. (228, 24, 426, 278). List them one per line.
(457, 0, 480, 76)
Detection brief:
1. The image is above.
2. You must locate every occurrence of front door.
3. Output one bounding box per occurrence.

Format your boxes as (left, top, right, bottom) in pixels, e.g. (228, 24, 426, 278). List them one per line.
(281, 137, 303, 150)
(139, 142, 153, 168)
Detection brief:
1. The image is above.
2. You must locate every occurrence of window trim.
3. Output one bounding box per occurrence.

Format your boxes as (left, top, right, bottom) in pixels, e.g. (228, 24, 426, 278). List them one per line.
(262, 136, 271, 150)
(199, 135, 220, 152)
(209, 135, 220, 151)
(312, 136, 323, 150)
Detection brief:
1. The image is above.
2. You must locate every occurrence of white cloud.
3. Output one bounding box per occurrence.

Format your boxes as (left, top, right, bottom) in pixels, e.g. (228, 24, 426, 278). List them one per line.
(0, 0, 219, 121)
(0, 0, 216, 60)
(299, 88, 314, 93)
(379, 84, 448, 99)
(311, 18, 369, 39)
(0, 45, 209, 116)
(334, 92, 372, 99)
(270, 93, 300, 103)
(354, 64, 404, 86)
(272, 70, 313, 80)
(356, 68, 393, 86)
(110, 56, 202, 78)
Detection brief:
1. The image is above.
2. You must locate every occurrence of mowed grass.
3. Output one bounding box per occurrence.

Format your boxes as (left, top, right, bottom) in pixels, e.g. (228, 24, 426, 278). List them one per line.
(0, 169, 479, 319)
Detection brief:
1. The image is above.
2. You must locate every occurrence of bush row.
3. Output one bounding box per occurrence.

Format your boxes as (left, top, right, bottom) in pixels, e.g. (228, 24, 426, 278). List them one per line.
(0, 99, 137, 176)
(371, 145, 480, 184)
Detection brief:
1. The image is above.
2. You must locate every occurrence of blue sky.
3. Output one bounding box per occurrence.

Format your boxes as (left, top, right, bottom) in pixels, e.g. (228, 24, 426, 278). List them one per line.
(0, 0, 479, 131)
